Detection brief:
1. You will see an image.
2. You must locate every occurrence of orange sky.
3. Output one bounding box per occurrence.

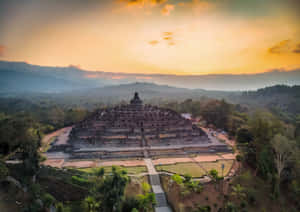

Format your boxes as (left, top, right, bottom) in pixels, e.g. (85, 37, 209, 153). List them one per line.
(0, 0, 300, 75)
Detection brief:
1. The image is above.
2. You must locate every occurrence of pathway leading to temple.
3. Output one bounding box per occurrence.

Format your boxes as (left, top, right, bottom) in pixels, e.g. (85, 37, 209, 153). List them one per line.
(144, 158, 172, 212)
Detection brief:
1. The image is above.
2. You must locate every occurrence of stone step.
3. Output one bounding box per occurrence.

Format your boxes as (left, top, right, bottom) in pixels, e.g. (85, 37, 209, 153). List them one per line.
(155, 192, 168, 207)
(155, 207, 173, 212)
(149, 174, 161, 186)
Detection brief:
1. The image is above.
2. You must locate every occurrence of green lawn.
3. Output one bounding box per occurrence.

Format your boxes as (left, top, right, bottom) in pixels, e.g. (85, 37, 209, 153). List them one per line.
(156, 160, 234, 178)
(201, 159, 233, 177)
(156, 162, 206, 177)
(79, 166, 147, 175)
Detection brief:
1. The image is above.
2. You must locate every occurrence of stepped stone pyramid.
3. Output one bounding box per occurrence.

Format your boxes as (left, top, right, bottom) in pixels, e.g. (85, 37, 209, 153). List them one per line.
(65, 92, 230, 159)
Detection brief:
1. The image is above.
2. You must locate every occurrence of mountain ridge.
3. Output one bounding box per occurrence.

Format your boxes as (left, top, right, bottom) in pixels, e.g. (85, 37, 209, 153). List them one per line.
(1, 60, 300, 92)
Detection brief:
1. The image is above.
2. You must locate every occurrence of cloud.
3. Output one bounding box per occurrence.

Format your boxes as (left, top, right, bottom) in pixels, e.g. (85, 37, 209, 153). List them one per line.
(111, 75, 125, 80)
(161, 4, 175, 16)
(268, 40, 300, 54)
(150, 0, 167, 6)
(268, 40, 292, 54)
(148, 40, 159, 45)
(177, 0, 215, 14)
(69, 64, 81, 69)
(0, 45, 5, 57)
(293, 43, 300, 53)
(148, 31, 176, 46)
(163, 32, 173, 36)
(85, 74, 99, 79)
(136, 76, 153, 80)
(163, 36, 172, 40)
(120, 0, 167, 7)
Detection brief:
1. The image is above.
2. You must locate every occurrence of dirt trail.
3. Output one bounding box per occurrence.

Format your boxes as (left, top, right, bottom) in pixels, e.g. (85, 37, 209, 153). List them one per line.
(41, 126, 72, 149)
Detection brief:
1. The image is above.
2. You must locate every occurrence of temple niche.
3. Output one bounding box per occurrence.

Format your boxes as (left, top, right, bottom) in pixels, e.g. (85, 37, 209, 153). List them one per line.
(67, 92, 229, 159)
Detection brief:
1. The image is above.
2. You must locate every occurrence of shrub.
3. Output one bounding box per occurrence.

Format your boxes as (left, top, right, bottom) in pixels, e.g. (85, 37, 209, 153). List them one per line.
(240, 200, 247, 208)
(71, 175, 90, 187)
(180, 189, 191, 197)
(196, 205, 211, 212)
(42, 193, 56, 208)
(122, 197, 139, 212)
(246, 188, 257, 205)
(236, 155, 243, 162)
(171, 174, 183, 185)
(183, 174, 192, 183)
(225, 202, 237, 212)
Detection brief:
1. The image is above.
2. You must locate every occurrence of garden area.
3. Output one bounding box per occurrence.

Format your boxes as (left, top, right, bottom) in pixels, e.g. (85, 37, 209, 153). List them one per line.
(156, 160, 234, 178)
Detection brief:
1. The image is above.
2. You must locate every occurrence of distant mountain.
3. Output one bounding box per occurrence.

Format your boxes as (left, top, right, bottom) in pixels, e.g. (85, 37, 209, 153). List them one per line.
(0, 61, 108, 93)
(60, 83, 300, 121)
(0, 80, 299, 121)
(1, 60, 300, 93)
(232, 85, 300, 120)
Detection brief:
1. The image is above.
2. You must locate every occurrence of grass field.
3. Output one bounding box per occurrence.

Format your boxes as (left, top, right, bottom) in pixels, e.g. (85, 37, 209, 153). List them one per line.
(201, 159, 233, 176)
(79, 166, 147, 175)
(156, 160, 234, 177)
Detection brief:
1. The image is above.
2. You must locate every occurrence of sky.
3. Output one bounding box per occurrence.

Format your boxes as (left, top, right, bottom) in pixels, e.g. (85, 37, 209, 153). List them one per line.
(0, 0, 300, 75)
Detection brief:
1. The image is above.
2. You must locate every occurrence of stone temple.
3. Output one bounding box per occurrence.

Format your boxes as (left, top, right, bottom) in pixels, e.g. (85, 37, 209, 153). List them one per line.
(64, 92, 230, 159)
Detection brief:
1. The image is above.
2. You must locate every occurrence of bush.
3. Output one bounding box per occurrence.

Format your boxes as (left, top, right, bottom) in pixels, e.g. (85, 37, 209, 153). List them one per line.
(71, 175, 90, 187)
(225, 202, 237, 212)
(0, 162, 8, 180)
(180, 189, 191, 197)
(195, 205, 211, 212)
(42, 193, 56, 208)
(122, 197, 139, 212)
(236, 155, 243, 162)
(246, 188, 257, 205)
(183, 174, 192, 183)
(236, 128, 253, 143)
(171, 174, 183, 185)
(240, 200, 247, 208)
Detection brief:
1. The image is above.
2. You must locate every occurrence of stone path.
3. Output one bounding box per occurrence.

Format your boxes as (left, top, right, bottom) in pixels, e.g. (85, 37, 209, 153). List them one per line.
(144, 158, 172, 212)
(74, 141, 227, 152)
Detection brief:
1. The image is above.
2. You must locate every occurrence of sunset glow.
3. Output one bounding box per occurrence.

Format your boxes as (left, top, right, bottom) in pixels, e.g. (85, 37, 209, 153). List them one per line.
(0, 0, 300, 75)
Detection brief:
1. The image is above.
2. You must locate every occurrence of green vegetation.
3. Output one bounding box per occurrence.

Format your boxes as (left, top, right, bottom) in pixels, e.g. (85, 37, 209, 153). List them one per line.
(157, 163, 206, 177)
(79, 166, 147, 175)
(0, 84, 300, 211)
(156, 160, 233, 178)
(171, 174, 203, 197)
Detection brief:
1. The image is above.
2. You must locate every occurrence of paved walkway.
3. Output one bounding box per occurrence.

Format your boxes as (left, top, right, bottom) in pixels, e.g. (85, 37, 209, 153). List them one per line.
(144, 158, 172, 212)
(74, 141, 227, 152)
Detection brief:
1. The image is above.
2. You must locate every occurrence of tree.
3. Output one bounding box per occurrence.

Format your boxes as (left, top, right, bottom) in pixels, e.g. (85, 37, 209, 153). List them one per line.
(271, 134, 296, 187)
(236, 128, 253, 143)
(42, 193, 56, 210)
(83, 196, 100, 212)
(136, 182, 156, 212)
(225, 202, 237, 212)
(95, 167, 105, 178)
(171, 174, 183, 185)
(231, 184, 246, 200)
(209, 169, 223, 191)
(0, 161, 8, 181)
(96, 167, 129, 212)
(137, 192, 156, 212)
